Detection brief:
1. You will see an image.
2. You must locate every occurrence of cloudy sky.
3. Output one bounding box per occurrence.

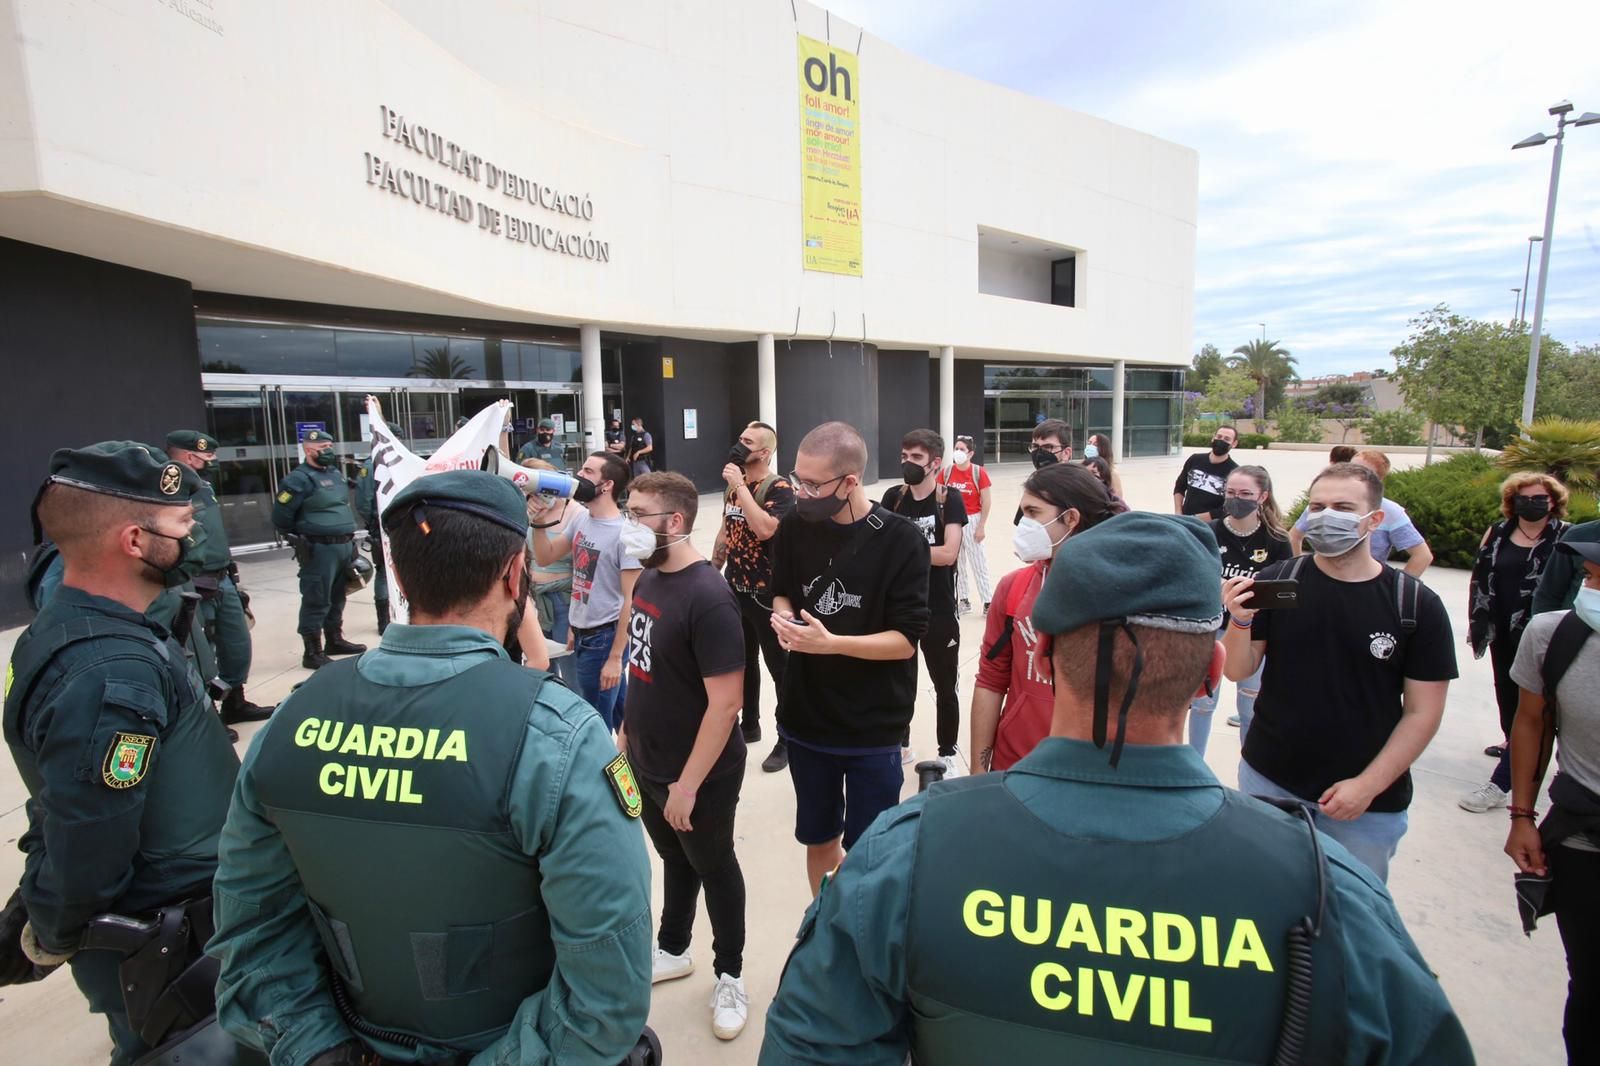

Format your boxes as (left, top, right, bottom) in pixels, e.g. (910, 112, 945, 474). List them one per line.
(828, 0, 1600, 377)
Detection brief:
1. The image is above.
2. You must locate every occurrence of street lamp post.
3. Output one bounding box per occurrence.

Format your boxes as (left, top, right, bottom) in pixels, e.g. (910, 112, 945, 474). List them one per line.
(1512, 101, 1600, 427)
(1511, 288, 1522, 322)
(1519, 236, 1543, 324)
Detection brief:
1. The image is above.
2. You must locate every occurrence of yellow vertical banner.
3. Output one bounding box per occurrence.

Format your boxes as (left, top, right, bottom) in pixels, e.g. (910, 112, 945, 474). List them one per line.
(798, 34, 862, 276)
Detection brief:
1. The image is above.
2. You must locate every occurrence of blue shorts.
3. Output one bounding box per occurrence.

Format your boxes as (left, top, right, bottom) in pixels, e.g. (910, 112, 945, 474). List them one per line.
(784, 736, 905, 849)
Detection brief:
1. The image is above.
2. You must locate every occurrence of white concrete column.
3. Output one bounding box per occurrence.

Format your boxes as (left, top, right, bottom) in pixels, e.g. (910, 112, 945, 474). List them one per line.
(938, 346, 955, 445)
(580, 324, 603, 453)
(757, 333, 777, 429)
(1112, 359, 1126, 458)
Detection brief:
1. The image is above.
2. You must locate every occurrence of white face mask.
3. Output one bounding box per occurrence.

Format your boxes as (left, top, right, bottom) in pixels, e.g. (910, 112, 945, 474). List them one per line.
(952, 449, 971, 466)
(1575, 585, 1600, 634)
(619, 521, 658, 560)
(1014, 515, 1069, 562)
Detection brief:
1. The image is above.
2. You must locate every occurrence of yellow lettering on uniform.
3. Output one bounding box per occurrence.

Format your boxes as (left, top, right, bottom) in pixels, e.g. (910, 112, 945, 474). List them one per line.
(295, 718, 320, 747)
(1030, 962, 1072, 1011)
(339, 723, 368, 757)
(358, 766, 384, 800)
(316, 719, 343, 752)
(1173, 980, 1213, 1033)
(1105, 908, 1151, 959)
(319, 763, 344, 794)
(423, 728, 440, 760)
(1077, 968, 1095, 1015)
(1054, 903, 1103, 953)
(1223, 919, 1273, 972)
(395, 728, 424, 759)
(963, 890, 1005, 937)
(1010, 897, 1052, 945)
(435, 729, 468, 762)
(1149, 976, 1166, 1027)
(399, 770, 424, 804)
(1200, 915, 1220, 967)
(1152, 912, 1196, 963)
(344, 766, 359, 797)
(370, 726, 397, 758)
(1099, 971, 1146, 1021)
(386, 766, 399, 802)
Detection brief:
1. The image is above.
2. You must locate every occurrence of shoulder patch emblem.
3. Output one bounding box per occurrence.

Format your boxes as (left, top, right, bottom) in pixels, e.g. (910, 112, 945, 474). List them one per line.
(103, 733, 155, 789)
(159, 464, 183, 496)
(277, 490, 294, 503)
(604, 752, 642, 818)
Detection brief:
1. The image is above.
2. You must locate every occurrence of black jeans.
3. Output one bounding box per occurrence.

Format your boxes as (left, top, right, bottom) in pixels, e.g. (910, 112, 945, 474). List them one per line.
(1552, 844, 1600, 1064)
(920, 611, 961, 756)
(734, 588, 786, 729)
(1490, 633, 1522, 792)
(638, 770, 746, 978)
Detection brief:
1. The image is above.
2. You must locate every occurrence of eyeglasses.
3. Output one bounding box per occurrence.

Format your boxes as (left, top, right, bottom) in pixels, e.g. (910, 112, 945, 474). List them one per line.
(955, 435, 974, 444)
(789, 471, 847, 498)
(1518, 494, 1551, 504)
(1032, 442, 1065, 455)
(623, 510, 675, 526)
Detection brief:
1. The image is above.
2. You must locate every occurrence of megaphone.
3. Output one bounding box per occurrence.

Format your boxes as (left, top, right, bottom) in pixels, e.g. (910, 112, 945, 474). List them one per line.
(481, 447, 597, 503)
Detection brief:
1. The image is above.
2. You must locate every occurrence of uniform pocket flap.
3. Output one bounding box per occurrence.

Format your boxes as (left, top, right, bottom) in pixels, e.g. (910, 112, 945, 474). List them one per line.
(102, 678, 169, 729)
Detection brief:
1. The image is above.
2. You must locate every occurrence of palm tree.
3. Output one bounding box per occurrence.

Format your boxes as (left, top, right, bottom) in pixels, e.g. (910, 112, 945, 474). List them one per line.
(1228, 340, 1298, 423)
(1499, 418, 1600, 492)
(407, 345, 475, 380)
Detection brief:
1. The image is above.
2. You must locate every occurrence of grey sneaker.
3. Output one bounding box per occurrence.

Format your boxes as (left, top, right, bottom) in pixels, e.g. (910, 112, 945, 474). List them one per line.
(1458, 782, 1508, 813)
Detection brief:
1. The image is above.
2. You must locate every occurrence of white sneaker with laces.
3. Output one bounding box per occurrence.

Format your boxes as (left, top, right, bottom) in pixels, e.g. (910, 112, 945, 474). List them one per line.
(710, 972, 748, 1040)
(901, 746, 917, 766)
(938, 750, 967, 779)
(652, 947, 694, 984)
(1458, 782, 1508, 813)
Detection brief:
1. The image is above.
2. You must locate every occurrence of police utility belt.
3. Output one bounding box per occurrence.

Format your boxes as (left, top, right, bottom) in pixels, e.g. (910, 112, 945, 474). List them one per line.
(301, 533, 355, 544)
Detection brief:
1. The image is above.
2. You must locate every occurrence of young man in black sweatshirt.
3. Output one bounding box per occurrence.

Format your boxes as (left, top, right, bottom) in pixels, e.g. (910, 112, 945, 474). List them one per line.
(769, 421, 931, 896)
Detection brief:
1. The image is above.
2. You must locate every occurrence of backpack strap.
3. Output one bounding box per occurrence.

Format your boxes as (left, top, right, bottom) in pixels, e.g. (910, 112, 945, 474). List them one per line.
(984, 566, 1043, 663)
(752, 473, 780, 510)
(1394, 571, 1421, 635)
(1542, 611, 1594, 725)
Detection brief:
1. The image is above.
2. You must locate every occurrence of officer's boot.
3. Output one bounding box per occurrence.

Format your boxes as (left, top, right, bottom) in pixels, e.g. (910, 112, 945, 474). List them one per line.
(301, 633, 332, 670)
(375, 601, 391, 636)
(323, 627, 368, 656)
(220, 685, 273, 724)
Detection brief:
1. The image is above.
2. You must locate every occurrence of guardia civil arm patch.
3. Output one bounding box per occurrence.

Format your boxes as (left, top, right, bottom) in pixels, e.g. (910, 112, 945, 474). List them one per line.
(604, 753, 642, 819)
(103, 733, 155, 789)
(276, 491, 293, 504)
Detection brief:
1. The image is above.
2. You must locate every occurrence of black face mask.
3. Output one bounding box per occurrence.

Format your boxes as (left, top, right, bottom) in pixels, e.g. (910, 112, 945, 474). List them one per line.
(503, 562, 533, 663)
(729, 441, 753, 466)
(139, 527, 198, 589)
(537, 432, 553, 443)
(1223, 497, 1260, 521)
(571, 476, 599, 504)
(795, 487, 850, 523)
(1514, 496, 1552, 521)
(901, 460, 929, 486)
(1211, 439, 1233, 456)
(1031, 447, 1059, 470)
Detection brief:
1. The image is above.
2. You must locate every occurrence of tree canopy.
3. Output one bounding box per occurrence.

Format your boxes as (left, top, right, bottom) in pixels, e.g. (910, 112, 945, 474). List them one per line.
(1228, 340, 1298, 420)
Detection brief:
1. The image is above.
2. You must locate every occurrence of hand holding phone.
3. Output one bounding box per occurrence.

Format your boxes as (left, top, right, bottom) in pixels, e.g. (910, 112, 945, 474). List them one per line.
(1245, 578, 1299, 610)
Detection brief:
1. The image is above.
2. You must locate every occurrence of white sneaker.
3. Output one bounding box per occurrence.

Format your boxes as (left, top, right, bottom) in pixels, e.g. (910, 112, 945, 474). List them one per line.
(652, 947, 693, 984)
(938, 750, 967, 779)
(901, 746, 917, 766)
(710, 972, 748, 1040)
(1458, 782, 1508, 813)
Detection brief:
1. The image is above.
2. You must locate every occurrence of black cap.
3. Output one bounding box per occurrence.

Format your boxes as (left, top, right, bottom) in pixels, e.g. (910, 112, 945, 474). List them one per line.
(384, 470, 528, 536)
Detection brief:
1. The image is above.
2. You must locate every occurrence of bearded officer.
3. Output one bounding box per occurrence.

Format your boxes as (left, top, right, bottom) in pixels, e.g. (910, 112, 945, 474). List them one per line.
(210, 470, 653, 1065)
(165, 430, 271, 724)
(759, 512, 1473, 1065)
(4, 442, 241, 1065)
(272, 428, 366, 670)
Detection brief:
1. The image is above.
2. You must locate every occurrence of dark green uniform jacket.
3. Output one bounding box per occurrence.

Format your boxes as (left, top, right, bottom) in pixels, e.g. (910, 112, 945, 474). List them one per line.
(272, 461, 358, 536)
(191, 479, 234, 572)
(210, 624, 652, 1066)
(759, 738, 1474, 1066)
(1534, 519, 1600, 614)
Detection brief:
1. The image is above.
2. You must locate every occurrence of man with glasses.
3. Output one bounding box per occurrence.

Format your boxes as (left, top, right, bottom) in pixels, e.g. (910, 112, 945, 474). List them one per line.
(531, 451, 641, 731)
(768, 422, 930, 896)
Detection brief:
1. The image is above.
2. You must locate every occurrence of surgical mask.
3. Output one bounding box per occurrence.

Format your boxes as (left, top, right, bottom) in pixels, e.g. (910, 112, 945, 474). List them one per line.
(901, 460, 929, 486)
(1514, 496, 1551, 521)
(1013, 515, 1069, 562)
(729, 441, 753, 466)
(795, 486, 851, 523)
(139, 527, 199, 588)
(1083, 444, 1099, 460)
(1211, 439, 1232, 456)
(620, 521, 659, 560)
(1223, 497, 1260, 521)
(1575, 586, 1600, 634)
(952, 448, 971, 466)
(1030, 447, 1059, 470)
(1302, 509, 1373, 557)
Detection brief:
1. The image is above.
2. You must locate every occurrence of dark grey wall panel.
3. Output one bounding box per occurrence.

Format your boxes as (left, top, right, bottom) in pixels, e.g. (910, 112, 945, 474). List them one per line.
(877, 349, 934, 479)
(774, 340, 879, 478)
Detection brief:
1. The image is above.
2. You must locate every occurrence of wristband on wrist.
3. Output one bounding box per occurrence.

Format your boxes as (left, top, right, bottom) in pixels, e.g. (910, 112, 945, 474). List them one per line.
(1228, 616, 1254, 630)
(670, 781, 697, 799)
(1508, 805, 1538, 819)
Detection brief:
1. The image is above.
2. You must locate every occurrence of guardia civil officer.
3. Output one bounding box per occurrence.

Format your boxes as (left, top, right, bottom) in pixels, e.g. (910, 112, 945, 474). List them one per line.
(4, 442, 241, 1065)
(210, 470, 654, 1065)
(353, 455, 391, 635)
(166, 430, 271, 722)
(271, 428, 367, 669)
(759, 512, 1474, 1065)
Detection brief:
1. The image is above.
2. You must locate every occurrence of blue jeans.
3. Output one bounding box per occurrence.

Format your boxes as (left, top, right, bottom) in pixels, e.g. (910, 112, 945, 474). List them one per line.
(573, 626, 627, 732)
(1188, 655, 1265, 758)
(542, 588, 576, 688)
(1237, 759, 1408, 883)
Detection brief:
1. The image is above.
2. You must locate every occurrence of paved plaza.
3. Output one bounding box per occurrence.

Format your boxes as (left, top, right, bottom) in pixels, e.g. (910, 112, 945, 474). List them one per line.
(0, 447, 1565, 1063)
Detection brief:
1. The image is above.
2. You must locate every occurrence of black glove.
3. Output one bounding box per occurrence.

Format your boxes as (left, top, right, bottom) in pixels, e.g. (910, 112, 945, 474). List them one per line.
(0, 887, 59, 986)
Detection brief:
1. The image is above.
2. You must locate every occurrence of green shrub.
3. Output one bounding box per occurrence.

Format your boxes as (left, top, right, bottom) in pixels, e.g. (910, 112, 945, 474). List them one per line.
(1236, 433, 1273, 450)
(1365, 409, 1426, 447)
(1182, 432, 1212, 447)
(1273, 409, 1323, 444)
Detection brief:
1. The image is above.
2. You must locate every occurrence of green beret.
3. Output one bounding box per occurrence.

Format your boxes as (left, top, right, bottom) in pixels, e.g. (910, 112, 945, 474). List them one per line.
(1031, 512, 1224, 636)
(48, 440, 199, 506)
(384, 470, 528, 536)
(302, 429, 333, 443)
(537, 418, 555, 430)
(166, 430, 217, 454)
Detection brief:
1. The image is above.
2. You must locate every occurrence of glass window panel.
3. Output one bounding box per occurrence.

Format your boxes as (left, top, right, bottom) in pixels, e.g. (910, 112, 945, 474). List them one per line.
(198, 321, 336, 375)
(447, 337, 488, 380)
(203, 389, 276, 546)
(334, 330, 416, 378)
(603, 348, 622, 384)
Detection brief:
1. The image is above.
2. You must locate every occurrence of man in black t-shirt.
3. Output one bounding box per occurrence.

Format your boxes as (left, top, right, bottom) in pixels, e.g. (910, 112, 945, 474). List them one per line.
(1222, 462, 1458, 882)
(1173, 425, 1239, 519)
(882, 428, 968, 774)
(769, 421, 931, 896)
(619, 472, 752, 1041)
